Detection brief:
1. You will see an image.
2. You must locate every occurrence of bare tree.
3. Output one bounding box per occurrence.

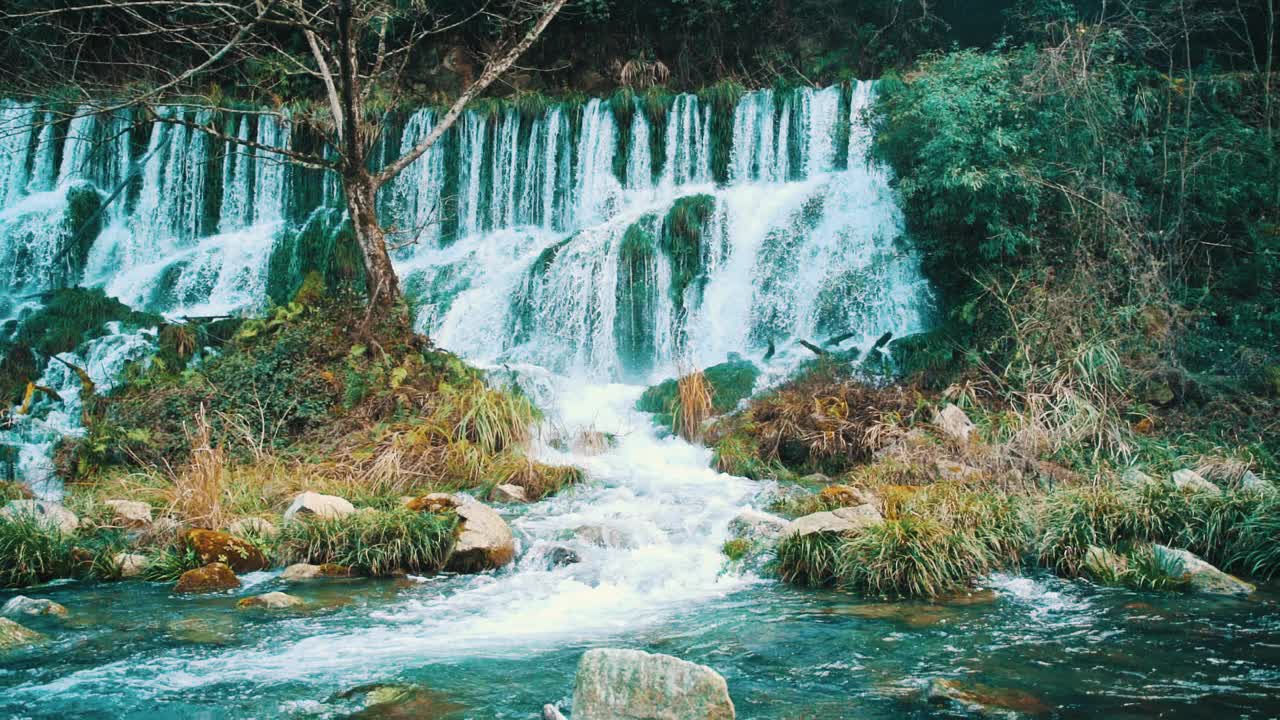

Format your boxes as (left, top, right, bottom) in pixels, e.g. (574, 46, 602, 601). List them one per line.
(0, 0, 569, 318)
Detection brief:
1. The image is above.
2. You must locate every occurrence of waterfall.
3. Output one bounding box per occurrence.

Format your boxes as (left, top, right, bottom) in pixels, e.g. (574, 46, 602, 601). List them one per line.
(0, 81, 929, 360)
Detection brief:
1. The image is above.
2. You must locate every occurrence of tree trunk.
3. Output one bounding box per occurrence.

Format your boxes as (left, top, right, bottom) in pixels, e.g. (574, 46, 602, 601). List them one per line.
(343, 169, 400, 313)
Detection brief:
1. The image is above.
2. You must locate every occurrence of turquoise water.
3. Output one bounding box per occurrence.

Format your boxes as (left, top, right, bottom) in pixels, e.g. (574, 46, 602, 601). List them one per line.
(3, 569, 1279, 718)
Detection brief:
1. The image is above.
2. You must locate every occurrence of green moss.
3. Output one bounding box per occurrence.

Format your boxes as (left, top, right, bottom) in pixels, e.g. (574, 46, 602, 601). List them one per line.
(658, 194, 716, 327)
(266, 207, 367, 305)
(722, 537, 751, 561)
(614, 215, 661, 379)
(636, 358, 760, 433)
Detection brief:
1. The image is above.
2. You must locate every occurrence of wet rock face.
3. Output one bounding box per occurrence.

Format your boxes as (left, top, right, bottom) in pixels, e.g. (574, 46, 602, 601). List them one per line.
(283, 491, 356, 522)
(727, 509, 788, 543)
(183, 529, 268, 573)
(174, 562, 241, 594)
(0, 499, 78, 534)
(572, 648, 735, 720)
(2, 596, 68, 619)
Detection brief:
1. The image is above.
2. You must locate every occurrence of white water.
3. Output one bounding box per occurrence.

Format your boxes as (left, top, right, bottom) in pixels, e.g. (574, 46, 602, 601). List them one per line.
(0, 83, 935, 697)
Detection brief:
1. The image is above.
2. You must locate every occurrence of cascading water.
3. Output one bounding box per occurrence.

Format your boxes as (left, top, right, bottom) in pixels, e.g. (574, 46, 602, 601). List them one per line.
(0, 83, 966, 717)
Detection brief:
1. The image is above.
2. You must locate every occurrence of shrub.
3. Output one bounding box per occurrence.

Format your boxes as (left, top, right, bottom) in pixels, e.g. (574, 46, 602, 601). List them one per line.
(836, 518, 996, 597)
(142, 543, 206, 582)
(278, 509, 459, 576)
(0, 518, 75, 587)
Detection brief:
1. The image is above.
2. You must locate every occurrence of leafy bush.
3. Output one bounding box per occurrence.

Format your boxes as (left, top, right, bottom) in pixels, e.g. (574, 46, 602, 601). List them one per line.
(277, 509, 459, 576)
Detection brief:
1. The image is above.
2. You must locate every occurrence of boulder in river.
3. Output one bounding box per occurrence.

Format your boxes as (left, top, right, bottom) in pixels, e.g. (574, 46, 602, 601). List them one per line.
(104, 499, 152, 527)
(237, 592, 305, 610)
(1151, 544, 1254, 596)
(572, 648, 735, 720)
(280, 563, 353, 581)
(0, 499, 78, 534)
(543, 545, 581, 569)
(174, 562, 241, 593)
(784, 504, 883, 539)
(183, 528, 268, 573)
(0, 617, 45, 650)
(445, 497, 515, 573)
(1171, 469, 1221, 495)
(283, 491, 355, 522)
(2, 596, 68, 619)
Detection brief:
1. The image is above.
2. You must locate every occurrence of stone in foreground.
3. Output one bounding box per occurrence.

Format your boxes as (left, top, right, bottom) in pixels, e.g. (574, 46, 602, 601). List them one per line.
(283, 491, 356, 522)
(784, 504, 883, 538)
(573, 648, 735, 720)
(0, 499, 78, 534)
(237, 592, 305, 610)
(0, 617, 45, 650)
(934, 403, 975, 443)
(1152, 545, 1254, 596)
(184, 528, 268, 573)
(444, 496, 515, 573)
(174, 562, 241, 593)
(2, 596, 68, 618)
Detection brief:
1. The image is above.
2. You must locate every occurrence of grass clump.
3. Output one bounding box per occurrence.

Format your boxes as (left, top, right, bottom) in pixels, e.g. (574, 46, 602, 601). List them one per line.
(637, 358, 760, 438)
(487, 454, 583, 501)
(775, 532, 843, 586)
(141, 543, 206, 582)
(278, 509, 459, 576)
(721, 538, 752, 561)
(835, 518, 996, 598)
(0, 519, 74, 588)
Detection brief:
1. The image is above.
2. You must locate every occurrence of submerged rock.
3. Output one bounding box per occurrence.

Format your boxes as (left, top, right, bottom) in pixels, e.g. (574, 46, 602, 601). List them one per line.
(174, 562, 241, 594)
(491, 483, 529, 503)
(445, 497, 515, 573)
(280, 563, 353, 581)
(833, 603, 959, 629)
(237, 592, 305, 610)
(934, 403, 976, 443)
(104, 499, 152, 527)
(925, 677, 1051, 717)
(336, 682, 467, 718)
(183, 528, 268, 573)
(572, 648, 735, 720)
(2, 596, 68, 619)
(114, 552, 148, 578)
(543, 545, 581, 569)
(784, 504, 883, 538)
(167, 616, 237, 645)
(1171, 469, 1221, 496)
(0, 617, 45, 650)
(1151, 545, 1254, 596)
(283, 491, 356, 522)
(0, 499, 78, 534)
(574, 524, 634, 549)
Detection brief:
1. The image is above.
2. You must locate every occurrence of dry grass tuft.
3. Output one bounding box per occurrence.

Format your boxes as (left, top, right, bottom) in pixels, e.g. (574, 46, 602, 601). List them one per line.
(674, 369, 714, 442)
(171, 406, 227, 529)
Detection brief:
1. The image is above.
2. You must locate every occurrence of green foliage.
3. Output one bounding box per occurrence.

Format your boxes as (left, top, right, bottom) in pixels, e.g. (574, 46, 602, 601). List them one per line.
(278, 509, 459, 576)
(658, 194, 716, 320)
(835, 518, 996, 598)
(721, 537, 752, 561)
(141, 544, 206, 582)
(0, 518, 74, 588)
(636, 358, 760, 433)
(775, 531, 843, 586)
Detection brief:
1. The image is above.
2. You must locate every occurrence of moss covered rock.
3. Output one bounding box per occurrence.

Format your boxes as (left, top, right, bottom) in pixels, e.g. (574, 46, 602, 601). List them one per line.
(636, 358, 760, 433)
(174, 562, 241, 593)
(183, 529, 267, 573)
(0, 617, 45, 651)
